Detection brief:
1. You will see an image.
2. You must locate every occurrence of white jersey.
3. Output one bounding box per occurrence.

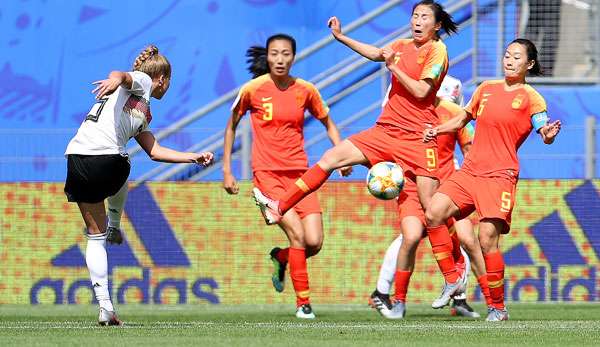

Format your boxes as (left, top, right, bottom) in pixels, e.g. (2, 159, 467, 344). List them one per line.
(436, 74, 463, 106)
(65, 71, 153, 156)
(381, 74, 464, 108)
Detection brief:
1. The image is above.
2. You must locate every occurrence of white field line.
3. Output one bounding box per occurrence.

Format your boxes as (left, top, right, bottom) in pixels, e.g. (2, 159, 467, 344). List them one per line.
(1, 321, 597, 330)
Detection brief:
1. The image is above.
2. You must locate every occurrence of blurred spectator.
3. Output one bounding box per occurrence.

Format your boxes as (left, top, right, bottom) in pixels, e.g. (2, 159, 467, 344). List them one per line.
(524, 0, 561, 76)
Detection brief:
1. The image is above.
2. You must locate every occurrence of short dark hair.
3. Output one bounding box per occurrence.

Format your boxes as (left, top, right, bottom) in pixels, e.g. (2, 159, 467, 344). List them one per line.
(509, 38, 543, 76)
(245, 34, 297, 78)
(412, 0, 458, 38)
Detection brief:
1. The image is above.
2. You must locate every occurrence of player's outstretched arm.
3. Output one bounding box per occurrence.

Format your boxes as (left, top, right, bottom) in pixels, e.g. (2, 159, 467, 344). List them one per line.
(539, 120, 561, 144)
(222, 111, 243, 194)
(135, 131, 213, 165)
(328, 16, 384, 62)
(423, 109, 472, 142)
(92, 71, 133, 99)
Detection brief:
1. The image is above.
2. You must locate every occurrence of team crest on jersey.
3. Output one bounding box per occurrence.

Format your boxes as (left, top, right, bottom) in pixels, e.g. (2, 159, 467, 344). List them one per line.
(512, 94, 525, 109)
(295, 90, 305, 108)
(417, 53, 426, 64)
(431, 64, 443, 78)
(124, 95, 152, 124)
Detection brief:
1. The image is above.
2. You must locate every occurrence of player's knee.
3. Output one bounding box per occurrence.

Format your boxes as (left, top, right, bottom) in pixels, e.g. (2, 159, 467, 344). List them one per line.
(428, 194, 456, 225)
(305, 243, 322, 258)
(462, 238, 480, 254)
(479, 237, 497, 254)
(402, 232, 421, 248)
(303, 228, 323, 257)
(318, 148, 339, 171)
(286, 228, 305, 248)
(456, 229, 478, 250)
(425, 207, 444, 226)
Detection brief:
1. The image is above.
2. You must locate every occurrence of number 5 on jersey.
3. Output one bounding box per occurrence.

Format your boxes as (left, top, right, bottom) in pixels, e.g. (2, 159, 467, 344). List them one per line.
(500, 191, 512, 212)
(262, 102, 273, 121)
(476, 94, 490, 117)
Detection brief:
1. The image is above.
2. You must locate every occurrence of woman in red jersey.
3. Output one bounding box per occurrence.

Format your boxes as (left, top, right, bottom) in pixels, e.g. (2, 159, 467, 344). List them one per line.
(252, 0, 465, 304)
(370, 94, 491, 319)
(223, 34, 351, 319)
(423, 38, 562, 321)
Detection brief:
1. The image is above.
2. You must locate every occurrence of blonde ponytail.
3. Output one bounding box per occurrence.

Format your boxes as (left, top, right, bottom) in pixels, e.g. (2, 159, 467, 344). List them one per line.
(133, 45, 171, 79)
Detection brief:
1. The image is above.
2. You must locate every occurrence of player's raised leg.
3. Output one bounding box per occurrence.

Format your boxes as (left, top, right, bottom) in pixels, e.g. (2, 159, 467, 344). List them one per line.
(106, 182, 128, 245)
(253, 139, 367, 225)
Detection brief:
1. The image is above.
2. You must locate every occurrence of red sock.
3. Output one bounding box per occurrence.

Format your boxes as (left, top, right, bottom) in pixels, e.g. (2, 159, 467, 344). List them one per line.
(426, 224, 459, 283)
(279, 164, 330, 214)
(450, 229, 464, 264)
(394, 270, 412, 303)
(275, 248, 289, 264)
(484, 250, 505, 310)
(477, 274, 493, 306)
(289, 247, 310, 306)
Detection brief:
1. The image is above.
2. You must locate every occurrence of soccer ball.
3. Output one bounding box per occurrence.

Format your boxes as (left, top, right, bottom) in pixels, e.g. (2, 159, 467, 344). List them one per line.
(366, 161, 404, 200)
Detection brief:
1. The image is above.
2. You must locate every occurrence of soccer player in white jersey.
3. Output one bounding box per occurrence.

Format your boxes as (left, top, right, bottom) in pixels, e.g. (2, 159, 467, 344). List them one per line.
(369, 75, 490, 319)
(437, 74, 464, 106)
(64, 45, 213, 325)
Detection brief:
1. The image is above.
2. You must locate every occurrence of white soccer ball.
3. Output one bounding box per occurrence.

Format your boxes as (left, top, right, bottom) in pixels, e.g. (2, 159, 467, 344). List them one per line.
(366, 161, 404, 200)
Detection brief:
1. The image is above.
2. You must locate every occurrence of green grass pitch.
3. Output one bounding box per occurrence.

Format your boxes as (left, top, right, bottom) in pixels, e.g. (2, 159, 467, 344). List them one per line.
(2, 303, 599, 346)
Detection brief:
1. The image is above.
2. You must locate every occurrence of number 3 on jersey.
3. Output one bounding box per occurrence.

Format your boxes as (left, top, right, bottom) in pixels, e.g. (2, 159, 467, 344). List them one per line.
(262, 102, 273, 121)
(86, 97, 108, 122)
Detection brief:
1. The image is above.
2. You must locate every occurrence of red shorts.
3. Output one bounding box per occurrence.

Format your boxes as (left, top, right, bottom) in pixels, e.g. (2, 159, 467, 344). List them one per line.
(253, 170, 321, 219)
(397, 177, 425, 225)
(436, 160, 456, 182)
(438, 169, 517, 233)
(397, 161, 456, 225)
(349, 124, 439, 180)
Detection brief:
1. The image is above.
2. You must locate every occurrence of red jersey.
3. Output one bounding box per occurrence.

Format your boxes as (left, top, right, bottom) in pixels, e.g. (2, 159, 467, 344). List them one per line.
(232, 74, 329, 171)
(398, 100, 473, 210)
(436, 99, 474, 175)
(463, 80, 547, 179)
(379, 39, 448, 131)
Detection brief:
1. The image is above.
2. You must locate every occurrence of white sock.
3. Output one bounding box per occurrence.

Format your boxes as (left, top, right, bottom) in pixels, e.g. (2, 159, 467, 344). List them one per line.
(449, 248, 471, 301)
(461, 247, 470, 279)
(86, 232, 114, 311)
(376, 235, 404, 294)
(107, 182, 128, 229)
